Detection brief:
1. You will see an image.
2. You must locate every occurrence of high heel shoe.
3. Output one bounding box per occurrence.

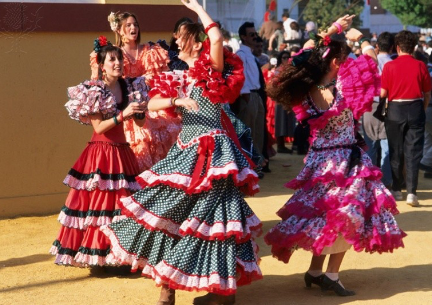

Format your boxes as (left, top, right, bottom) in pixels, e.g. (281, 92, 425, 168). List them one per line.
(193, 293, 235, 305)
(156, 285, 175, 305)
(321, 275, 355, 296)
(304, 272, 323, 288)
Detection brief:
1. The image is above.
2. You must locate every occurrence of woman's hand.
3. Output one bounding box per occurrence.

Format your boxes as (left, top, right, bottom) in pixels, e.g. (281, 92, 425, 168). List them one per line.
(175, 97, 199, 112)
(335, 14, 355, 31)
(345, 28, 363, 42)
(123, 102, 145, 119)
(181, 0, 202, 12)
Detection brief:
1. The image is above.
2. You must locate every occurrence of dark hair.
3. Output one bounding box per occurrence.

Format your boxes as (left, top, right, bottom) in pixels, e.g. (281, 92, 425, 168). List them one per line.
(238, 21, 255, 43)
(177, 22, 205, 55)
(170, 17, 194, 51)
(290, 46, 301, 54)
(395, 30, 417, 54)
(221, 28, 231, 40)
(255, 36, 264, 44)
(267, 39, 346, 110)
(414, 50, 428, 65)
(276, 50, 290, 67)
(290, 21, 300, 31)
(428, 40, 432, 48)
(114, 12, 141, 47)
(377, 32, 394, 53)
(282, 12, 290, 18)
(96, 44, 124, 80)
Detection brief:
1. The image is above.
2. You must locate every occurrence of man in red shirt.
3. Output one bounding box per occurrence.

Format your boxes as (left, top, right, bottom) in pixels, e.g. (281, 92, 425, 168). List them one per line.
(381, 30, 432, 206)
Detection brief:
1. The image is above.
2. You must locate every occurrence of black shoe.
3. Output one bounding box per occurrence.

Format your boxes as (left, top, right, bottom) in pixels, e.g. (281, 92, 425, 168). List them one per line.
(277, 146, 293, 154)
(304, 272, 323, 288)
(254, 167, 265, 179)
(262, 164, 271, 173)
(321, 275, 355, 296)
(420, 163, 432, 172)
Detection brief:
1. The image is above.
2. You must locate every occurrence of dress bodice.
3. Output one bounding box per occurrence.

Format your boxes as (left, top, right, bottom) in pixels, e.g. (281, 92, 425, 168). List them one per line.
(177, 87, 223, 143)
(90, 122, 127, 144)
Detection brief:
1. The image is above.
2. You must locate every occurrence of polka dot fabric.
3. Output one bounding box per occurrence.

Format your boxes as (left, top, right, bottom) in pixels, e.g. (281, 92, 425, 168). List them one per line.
(101, 84, 262, 294)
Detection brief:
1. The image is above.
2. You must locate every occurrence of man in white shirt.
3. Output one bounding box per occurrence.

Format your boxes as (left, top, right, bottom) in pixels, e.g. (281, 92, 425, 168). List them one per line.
(234, 21, 265, 164)
(281, 12, 296, 39)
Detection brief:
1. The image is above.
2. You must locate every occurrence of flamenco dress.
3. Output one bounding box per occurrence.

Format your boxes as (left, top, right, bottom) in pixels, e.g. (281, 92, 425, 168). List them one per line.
(101, 40, 263, 295)
(90, 42, 182, 172)
(50, 78, 148, 266)
(265, 55, 406, 263)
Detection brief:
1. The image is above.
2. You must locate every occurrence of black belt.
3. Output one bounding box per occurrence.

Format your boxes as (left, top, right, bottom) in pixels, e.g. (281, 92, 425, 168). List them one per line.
(250, 89, 260, 93)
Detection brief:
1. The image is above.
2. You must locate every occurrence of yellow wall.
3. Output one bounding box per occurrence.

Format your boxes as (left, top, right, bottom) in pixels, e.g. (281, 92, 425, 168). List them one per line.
(0, 31, 171, 218)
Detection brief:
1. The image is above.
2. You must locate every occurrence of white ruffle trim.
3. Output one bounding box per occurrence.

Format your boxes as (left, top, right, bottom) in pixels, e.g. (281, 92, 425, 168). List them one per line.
(64, 174, 141, 191)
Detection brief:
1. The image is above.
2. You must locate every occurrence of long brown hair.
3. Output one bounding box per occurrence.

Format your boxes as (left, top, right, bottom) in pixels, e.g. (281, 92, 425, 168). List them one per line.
(112, 12, 141, 47)
(266, 39, 346, 111)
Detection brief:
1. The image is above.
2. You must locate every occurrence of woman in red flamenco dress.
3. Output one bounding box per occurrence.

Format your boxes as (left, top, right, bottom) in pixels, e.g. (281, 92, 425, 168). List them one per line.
(50, 37, 148, 266)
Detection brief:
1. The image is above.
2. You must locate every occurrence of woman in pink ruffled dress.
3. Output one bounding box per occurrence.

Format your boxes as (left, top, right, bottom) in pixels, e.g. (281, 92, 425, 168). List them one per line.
(265, 16, 406, 296)
(91, 11, 181, 172)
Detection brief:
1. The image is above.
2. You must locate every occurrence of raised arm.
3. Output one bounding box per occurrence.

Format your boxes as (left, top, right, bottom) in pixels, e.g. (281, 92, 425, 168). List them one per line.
(181, 0, 223, 72)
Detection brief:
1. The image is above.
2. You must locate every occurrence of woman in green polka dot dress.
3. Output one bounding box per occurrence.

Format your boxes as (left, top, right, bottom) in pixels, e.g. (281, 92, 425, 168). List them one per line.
(101, 1, 262, 304)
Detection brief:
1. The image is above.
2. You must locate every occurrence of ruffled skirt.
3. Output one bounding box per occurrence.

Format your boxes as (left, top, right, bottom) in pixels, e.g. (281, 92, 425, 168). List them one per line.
(101, 131, 262, 294)
(50, 141, 141, 266)
(124, 110, 181, 172)
(265, 147, 406, 263)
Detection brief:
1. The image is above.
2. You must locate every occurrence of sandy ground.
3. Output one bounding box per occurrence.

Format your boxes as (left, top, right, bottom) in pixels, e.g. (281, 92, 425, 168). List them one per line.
(1, 151, 432, 305)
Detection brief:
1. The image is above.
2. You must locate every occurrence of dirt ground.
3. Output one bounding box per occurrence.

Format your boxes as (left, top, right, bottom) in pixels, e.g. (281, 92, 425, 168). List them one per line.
(1, 151, 432, 305)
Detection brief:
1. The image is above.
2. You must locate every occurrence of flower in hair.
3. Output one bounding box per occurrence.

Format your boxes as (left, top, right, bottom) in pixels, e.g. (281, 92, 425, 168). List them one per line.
(323, 36, 331, 46)
(94, 35, 110, 53)
(108, 12, 119, 31)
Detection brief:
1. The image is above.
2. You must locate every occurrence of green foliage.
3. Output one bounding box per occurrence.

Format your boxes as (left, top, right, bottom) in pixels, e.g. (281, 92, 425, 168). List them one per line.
(381, 0, 432, 28)
(302, 0, 365, 29)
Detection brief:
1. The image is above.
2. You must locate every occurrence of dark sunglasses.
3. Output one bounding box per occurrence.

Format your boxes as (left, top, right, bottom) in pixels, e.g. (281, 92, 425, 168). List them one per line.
(247, 32, 258, 37)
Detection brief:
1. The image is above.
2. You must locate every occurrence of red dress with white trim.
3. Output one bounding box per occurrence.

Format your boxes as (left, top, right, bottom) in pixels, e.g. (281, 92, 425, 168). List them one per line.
(49, 78, 148, 266)
(101, 40, 262, 295)
(90, 43, 182, 172)
(265, 55, 406, 263)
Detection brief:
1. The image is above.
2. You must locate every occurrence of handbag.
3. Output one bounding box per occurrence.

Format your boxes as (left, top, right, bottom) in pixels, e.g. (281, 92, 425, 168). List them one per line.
(373, 97, 388, 122)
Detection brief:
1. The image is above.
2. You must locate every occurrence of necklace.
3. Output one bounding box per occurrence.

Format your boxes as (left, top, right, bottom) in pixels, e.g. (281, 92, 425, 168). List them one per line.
(122, 46, 139, 64)
(317, 79, 336, 90)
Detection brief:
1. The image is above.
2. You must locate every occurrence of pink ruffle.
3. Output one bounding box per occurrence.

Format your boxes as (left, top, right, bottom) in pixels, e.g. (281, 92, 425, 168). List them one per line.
(285, 159, 383, 190)
(57, 211, 126, 230)
(48, 249, 85, 267)
(338, 55, 381, 120)
(119, 195, 261, 243)
(65, 80, 117, 125)
(63, 174, 141, 192)
(136, 164, 259, 196)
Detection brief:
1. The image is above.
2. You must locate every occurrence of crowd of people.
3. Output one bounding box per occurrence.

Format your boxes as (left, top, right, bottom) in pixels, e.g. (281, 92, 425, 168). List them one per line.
(49, 1, 431, 304)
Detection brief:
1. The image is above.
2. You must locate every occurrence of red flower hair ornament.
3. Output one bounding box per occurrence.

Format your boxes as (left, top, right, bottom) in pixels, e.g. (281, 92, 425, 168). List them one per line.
(93, 35, 110, 53)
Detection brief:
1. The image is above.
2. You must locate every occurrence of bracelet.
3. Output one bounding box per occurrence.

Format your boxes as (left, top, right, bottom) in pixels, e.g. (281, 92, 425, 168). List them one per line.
(170, 97, 178, 107)
(113, 114, 119, 125)
(204, 22, 219, 34)
(119, 111, 124, 123)
(332, 22, 343, 34)
(361, 45, 375, 54)
(359, 37, 370, 46)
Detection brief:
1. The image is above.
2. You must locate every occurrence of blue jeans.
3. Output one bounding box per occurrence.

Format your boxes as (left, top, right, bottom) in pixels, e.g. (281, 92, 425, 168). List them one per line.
(363, 132, 392, 187)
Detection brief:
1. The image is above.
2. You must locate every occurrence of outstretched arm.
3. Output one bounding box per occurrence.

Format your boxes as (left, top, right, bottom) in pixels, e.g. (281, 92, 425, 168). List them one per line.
(181, 0, 223, 72)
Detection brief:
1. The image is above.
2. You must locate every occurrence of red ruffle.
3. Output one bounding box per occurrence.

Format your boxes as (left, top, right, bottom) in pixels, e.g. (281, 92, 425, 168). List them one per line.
(188, 39, 245, 104)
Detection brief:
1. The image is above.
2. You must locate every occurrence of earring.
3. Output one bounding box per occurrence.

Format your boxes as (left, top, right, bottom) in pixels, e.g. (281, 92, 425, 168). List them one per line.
(121, 36, 128, 44)
(102, 69, 107, 80)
